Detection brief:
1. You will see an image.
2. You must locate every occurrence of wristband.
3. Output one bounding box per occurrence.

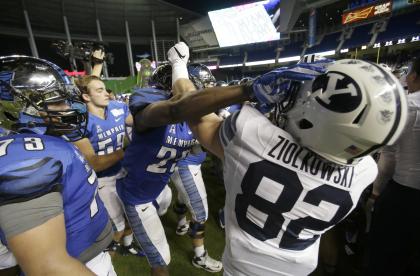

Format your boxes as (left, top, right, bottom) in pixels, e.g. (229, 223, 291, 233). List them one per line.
(92, 56, 104, 65)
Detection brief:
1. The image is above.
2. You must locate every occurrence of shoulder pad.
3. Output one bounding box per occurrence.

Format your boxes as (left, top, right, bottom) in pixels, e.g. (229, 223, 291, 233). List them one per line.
(0, 157, 63, 205)
(108, 100, 125, 109)
(129, 87, 170, 115)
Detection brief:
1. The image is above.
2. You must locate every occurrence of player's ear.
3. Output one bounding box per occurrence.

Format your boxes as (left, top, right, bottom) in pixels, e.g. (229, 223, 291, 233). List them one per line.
(81, 93, 91, 103)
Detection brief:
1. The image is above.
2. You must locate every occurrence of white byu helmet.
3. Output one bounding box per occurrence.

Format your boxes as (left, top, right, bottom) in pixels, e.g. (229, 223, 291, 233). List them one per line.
(285, 59, 408, 165)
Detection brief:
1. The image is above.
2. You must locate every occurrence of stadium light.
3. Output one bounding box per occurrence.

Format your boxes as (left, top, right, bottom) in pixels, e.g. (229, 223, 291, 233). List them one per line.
(313, 50, 335, 57)
(277, 56, 301, 63)
(361, 45, 367, 50)
(340, 48, 349, 53)
(245, 59, 276, 66)
(219, 64, 243, 68)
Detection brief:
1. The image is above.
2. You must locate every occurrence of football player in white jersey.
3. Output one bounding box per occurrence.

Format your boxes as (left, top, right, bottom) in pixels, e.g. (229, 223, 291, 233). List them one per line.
(163, 43, 408, 276)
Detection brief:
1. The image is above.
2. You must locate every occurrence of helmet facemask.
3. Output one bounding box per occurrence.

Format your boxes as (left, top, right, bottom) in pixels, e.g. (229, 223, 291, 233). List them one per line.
(188, 63, 216, 89)
(272, 80, 303, 128)
(0, 56, 88, 141)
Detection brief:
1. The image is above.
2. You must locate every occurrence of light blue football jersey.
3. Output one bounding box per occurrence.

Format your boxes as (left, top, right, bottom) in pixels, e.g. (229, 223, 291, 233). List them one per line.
(86, 100, 129, 178)
(0, 133, 110, 258)
(117, 88, 197, 205)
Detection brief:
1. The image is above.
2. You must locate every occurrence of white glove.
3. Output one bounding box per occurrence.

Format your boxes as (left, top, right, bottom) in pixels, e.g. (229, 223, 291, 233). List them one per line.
(167, 42, 189, 65)
(167, 42, 190, 86)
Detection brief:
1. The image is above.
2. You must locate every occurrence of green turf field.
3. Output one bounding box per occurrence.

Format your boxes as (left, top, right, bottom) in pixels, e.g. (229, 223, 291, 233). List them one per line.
(113, 159, 226, 276)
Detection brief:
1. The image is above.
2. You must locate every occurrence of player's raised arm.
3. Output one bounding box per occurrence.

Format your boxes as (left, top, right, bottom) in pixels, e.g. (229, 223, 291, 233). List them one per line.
(130, 43, 249, 133)
(168, 42, 329, 158)
(91, 49, 105, 78)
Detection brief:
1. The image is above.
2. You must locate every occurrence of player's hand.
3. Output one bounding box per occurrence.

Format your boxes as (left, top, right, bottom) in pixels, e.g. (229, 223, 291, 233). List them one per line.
(250, 62, 333, 107)
(92, 49, 105, 60)
(91, 49, 105, 65)
(167, 42, 189, 65)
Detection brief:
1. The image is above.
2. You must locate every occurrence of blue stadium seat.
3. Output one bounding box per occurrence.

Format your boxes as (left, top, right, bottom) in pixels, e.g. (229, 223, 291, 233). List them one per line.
(281, 41, 304, 57)
(377, 11, 420, 42)
(247, 46, 277, 62)
(306, 32, 341, 54)
(219, 55, 243, 65)
(342, 23, 374, 49)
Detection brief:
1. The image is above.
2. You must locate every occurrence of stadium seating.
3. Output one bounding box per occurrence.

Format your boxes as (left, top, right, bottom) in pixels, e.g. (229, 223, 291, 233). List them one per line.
(306, 32, 341, 54)
(219, 54, 243, 66)
(376, 11, 420, 42)
(280, 40, 304, 57)
(247, 45, 277, 62)
(342, 23, 374, 49)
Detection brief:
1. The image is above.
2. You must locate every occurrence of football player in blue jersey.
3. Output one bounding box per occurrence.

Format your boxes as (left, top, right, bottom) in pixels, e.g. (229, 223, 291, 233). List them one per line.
(0, 56, 116, 276)
(171, 146, 208, 236)
(75, 74, 139, 256)
(116, 63, 222, 275)
(167, 64, 224, 271)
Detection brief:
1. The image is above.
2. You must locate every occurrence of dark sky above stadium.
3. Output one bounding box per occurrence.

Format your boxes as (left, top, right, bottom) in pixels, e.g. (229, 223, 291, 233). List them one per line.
(164, 0, 254, 14)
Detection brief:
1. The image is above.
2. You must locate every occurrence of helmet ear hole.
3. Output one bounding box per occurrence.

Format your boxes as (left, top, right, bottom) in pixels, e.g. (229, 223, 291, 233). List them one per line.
(298, 119, 313, 129)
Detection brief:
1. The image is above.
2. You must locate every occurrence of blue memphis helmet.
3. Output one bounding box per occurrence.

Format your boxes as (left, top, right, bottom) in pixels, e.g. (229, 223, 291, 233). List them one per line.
(0, 55, 87, 141)
(149, 63, 216, 91)
(187, 63, 216, 89)
(149, 64, 173, 91)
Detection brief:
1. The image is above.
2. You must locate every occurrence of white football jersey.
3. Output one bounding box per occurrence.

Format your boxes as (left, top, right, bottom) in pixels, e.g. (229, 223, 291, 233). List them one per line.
(219, 106, 378, 276)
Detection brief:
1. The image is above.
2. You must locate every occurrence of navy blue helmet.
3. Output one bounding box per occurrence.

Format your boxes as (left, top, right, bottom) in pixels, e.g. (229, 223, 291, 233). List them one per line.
(187, 63, 216, 89)
(149, 63, 216, 91)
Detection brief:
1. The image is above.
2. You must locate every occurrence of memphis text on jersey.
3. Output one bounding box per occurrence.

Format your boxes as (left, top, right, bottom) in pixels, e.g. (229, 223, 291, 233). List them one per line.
(97, 124, 125, 140)
(265, 134, 355, 188)
(166, 135, 198, 148)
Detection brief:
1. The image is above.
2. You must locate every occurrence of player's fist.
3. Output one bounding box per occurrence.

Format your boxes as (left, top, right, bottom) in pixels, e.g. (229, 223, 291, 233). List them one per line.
(167, 42, 189, 65)
(92, 49, 105, 60)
